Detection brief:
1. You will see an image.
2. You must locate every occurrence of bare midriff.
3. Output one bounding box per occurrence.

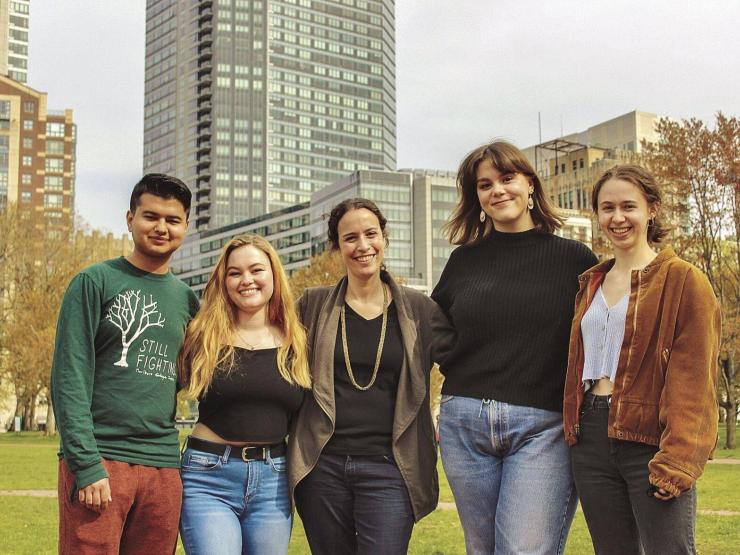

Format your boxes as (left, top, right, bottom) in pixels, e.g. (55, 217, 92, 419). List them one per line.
(591, 377, 615, 396)
(190, 422, 274, 446)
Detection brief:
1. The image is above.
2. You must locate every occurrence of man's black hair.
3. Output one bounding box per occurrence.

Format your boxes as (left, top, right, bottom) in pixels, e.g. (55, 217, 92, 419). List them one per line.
(129, 173, 192, 216)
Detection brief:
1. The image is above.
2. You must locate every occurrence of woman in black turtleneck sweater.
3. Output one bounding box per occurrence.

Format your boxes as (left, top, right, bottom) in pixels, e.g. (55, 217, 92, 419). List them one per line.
(432, 141, 597, 554)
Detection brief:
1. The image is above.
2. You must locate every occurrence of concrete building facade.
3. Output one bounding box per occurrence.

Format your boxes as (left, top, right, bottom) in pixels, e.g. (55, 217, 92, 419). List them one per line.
(0, 75, 75, 230)
(525, 110, 660, 213)
(0, 0, 29, 84)
(144, 0, 397, 231)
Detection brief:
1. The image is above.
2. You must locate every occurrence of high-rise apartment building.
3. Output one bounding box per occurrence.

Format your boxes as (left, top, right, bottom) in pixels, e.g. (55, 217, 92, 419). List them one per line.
(0, 0, 29, 83)
(0, 75, 76, 230)
(144, 0, 397, 231)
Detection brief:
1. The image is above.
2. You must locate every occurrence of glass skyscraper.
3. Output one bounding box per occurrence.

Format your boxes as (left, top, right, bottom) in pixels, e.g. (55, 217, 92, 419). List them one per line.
(144, 0, 396, 231)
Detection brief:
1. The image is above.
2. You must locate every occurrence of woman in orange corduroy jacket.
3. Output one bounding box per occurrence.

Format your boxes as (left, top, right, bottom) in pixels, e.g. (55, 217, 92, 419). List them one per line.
(563, 164, 721, 555)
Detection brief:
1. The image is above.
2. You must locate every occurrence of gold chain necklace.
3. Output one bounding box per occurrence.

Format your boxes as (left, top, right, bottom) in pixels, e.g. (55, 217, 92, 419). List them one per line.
(340, 284, 388, 391)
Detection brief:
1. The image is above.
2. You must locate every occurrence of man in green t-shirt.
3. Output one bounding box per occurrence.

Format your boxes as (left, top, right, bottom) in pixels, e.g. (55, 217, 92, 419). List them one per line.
(51, 174, 200, 554)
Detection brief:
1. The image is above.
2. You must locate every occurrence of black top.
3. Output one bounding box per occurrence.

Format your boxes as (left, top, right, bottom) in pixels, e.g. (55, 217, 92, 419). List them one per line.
(432, 229, 597, 412)
(324, 301, 404, 456)
(197, 347, 305, 443)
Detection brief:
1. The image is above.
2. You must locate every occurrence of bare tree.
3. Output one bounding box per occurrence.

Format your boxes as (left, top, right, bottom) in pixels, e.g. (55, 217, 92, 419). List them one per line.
(106, 291, 166, 367)
(642, 113, 740, 448)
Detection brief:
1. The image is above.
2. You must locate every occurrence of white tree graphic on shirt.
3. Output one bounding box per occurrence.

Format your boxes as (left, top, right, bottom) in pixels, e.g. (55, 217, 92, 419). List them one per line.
(106, 290, 166, 367)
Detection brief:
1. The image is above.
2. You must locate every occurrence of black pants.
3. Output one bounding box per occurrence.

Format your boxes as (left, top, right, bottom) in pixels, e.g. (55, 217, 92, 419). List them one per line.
(570, 392, 697, 555)
(295, 453, 414, 555)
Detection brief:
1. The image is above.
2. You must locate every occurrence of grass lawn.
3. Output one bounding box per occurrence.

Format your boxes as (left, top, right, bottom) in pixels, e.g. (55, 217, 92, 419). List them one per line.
(1, 432, 738, 554)
(714, 423, 739, 458)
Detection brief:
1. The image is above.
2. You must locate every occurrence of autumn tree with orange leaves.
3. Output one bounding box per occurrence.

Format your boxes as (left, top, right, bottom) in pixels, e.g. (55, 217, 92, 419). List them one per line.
(642, 113, 740, 449)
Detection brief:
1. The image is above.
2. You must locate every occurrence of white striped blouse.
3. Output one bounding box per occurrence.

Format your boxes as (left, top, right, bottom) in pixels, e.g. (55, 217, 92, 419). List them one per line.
(581, 285, 629, 383)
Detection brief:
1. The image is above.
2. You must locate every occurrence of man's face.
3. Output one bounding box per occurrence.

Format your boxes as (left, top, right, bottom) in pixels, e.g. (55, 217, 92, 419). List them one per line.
(126, 193, 188, 261)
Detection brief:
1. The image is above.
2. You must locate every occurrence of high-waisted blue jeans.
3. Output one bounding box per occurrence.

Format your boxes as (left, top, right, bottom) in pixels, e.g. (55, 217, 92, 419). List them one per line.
(179, 443, 292, 555)
(439, 395, 577, 555)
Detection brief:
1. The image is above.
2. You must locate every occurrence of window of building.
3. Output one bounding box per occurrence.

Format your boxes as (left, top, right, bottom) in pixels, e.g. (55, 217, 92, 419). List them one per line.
(23, 101, 34, 113)
(46, 140, 64, 154)
(46, 122, 65, 137)
(45, 158, 64, 173)
(23, 120, 33, 130)
(22, 137, 32, 149)
(10, 2, 29, 14)
(44, 193, 63, 208)
(22, 173, 31, 184)
(21, 191, 31, 203)
(44, 175, 64, 190)
(580, 159, 584, 169)
(0, 100, 10, 121)
(22, 155, 32, 166)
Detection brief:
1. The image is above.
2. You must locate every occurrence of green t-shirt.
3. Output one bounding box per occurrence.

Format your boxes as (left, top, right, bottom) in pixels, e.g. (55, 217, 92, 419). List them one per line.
(51, 257, 200, 489)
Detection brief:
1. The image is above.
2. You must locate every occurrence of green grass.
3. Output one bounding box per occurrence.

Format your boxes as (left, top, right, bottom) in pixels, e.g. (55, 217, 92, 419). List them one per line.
(0, 497, 58, 554)
(1, 432, 738, 554)
(0, 432, 58, 490)
(696, 465, 740, 512)
(714, 423, 739, 458)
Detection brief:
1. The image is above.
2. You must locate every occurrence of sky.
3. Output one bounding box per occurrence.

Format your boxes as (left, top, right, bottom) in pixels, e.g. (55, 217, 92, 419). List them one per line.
(28, 0, 740, 236)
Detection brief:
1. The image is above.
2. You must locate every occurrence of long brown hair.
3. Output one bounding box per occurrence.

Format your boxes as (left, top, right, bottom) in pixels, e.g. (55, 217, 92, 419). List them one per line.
(443, 140, 564, 245)
(178, 234, 311, 398)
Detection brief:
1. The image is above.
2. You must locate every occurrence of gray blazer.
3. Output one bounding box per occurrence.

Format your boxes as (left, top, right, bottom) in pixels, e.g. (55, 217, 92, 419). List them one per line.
(288, 271, 454, 521)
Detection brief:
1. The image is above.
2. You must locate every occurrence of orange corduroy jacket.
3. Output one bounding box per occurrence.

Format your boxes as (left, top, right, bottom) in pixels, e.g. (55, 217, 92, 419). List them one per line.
(563, 248, 721, 497)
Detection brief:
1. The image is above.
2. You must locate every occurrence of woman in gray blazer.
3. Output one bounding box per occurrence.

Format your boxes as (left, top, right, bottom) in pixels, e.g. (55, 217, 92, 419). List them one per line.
(288, 198, 453, 554)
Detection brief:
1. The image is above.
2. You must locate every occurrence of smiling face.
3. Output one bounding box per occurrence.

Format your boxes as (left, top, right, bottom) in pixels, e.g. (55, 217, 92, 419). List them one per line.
(126, 192, 189, 265)
(336, 208, 385, 281)
(224, 245, 275, 317)
(476, 159, 535, 233)
(597, 178, 656, 252)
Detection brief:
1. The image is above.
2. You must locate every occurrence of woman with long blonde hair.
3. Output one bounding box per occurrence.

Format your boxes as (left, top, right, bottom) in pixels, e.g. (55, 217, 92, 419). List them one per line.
(177, 234, 310, 555)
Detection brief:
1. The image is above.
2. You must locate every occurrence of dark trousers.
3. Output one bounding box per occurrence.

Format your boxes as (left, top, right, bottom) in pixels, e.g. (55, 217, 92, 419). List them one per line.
(570, 392, 697, 555)
(295, 453, 414, 555)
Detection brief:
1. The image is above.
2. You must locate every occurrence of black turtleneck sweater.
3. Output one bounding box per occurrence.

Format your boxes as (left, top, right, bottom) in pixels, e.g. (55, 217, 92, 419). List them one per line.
(431, 229, 597, 412)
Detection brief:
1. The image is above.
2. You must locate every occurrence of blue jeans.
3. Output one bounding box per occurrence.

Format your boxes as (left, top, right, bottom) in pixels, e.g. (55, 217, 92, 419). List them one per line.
(439, 395, 577, 555)
(294, 453, 415, 555)
(179, 444, 292, 555)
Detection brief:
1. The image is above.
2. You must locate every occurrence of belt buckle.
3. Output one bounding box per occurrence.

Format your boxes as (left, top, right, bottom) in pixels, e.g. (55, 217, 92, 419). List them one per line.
(240, 446, 268, 461)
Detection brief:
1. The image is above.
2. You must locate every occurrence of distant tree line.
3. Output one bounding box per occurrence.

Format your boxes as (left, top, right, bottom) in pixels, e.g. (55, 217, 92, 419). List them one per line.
(0, 210, 119, 434)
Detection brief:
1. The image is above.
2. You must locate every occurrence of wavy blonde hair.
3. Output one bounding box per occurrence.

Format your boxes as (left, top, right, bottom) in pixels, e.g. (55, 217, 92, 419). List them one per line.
(177, 234, 311, 399)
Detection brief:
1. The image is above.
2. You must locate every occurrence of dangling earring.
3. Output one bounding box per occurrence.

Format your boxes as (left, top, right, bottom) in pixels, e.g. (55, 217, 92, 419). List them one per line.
(527, 194, 534, 211)
(479, 209, 486, 223)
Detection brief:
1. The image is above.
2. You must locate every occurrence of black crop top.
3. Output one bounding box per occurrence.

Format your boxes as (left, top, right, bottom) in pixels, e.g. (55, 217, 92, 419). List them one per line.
(196, 347, 305, 443)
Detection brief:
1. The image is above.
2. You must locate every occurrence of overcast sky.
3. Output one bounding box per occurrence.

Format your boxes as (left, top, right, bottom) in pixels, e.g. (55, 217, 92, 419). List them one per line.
(29, 1, 740, 236)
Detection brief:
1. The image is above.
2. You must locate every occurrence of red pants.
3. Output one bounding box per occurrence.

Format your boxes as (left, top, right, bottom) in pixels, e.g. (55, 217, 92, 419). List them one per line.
(58, 458, 182, 555)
